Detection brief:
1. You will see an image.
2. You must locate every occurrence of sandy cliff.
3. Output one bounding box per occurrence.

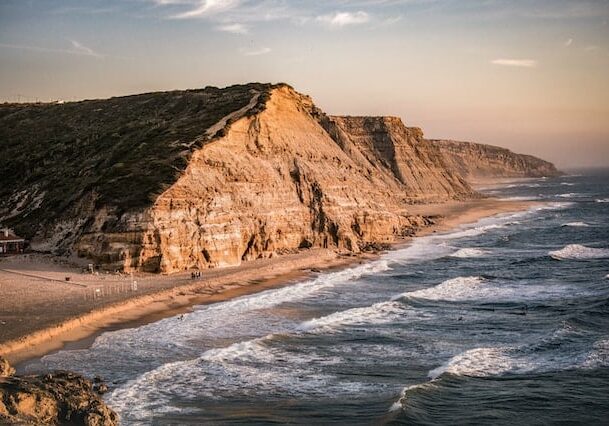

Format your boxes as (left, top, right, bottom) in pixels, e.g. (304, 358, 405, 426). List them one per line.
(0, 84, 559, 273)
(323, 116, 471, 201)
(75, 86, 472, 273)
(431, 139, 561, 180)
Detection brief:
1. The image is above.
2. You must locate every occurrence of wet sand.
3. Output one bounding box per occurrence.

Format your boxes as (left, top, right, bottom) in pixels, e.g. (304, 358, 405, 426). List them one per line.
(0, 198, 536, 367)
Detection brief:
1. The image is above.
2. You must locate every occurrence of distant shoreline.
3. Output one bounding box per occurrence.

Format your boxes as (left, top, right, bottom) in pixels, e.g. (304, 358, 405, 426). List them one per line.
(0, 197, 536, 369)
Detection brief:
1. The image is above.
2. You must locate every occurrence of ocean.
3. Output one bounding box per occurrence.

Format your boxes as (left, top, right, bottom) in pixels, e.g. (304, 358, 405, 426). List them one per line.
(30, 170, 609, 425)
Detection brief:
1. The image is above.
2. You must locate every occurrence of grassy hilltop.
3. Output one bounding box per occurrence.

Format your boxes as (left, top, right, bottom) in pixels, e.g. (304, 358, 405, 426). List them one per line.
(0, 83, 273, 239)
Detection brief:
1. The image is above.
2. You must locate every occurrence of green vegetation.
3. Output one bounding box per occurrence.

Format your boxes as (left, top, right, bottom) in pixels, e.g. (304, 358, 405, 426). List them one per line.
(0, 83, 275, 238)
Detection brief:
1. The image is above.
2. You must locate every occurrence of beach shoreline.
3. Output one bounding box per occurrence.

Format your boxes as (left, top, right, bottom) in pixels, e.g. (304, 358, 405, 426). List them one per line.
(1, 197, 537, 369)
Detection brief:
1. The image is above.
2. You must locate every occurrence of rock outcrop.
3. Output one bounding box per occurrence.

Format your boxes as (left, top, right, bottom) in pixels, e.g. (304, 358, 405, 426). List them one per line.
(0, 356, 118, 425)
(431, 139, 561, 180)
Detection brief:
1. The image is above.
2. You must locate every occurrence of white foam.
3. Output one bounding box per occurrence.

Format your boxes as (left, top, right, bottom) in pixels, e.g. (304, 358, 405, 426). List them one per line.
(596, 198, 609, 203)
(395, 276, 486, 302)
(428, 347, 515, 379)
(549, 244, 609, 261)
(498, 196, 540, 201)
(108, 334, 383, 422)
(389, 381, 437, 412)
(439, 223, 506, 240)
(449, 248, 489, 258)
(394, 276, 581, 303)
(557, 193, 581, 198)
(561, 222, 590, 227)
(195, 258, 391, 316)
(538, 202, 575, 210)
(385, 203, 568, 267)
(298, 301, 411, 332)
(505, 183, 541, 188)
(560, 182, 575, 186)
(40, 258, 393, 382)
(583, 339, 609, 369)
(431, 338, 609, 380)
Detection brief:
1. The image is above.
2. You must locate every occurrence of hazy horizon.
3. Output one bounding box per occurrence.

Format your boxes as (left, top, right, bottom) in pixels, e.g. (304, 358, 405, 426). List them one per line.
(1, 0, 608, 168)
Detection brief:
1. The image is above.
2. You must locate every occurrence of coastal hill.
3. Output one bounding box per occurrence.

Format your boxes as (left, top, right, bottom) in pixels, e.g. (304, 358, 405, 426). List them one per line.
(431, 139, 561, 180)
(0, 83, 559, 273)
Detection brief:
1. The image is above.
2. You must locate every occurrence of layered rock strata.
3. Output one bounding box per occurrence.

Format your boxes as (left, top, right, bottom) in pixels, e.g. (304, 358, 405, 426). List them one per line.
(431, 139, 561, 179)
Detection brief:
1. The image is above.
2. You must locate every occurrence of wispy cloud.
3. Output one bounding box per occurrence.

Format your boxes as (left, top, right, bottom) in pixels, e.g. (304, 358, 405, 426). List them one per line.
(0, 40, 103, 58)
(584, 45, 599, 51)
(216, 23, 248, 34)
(316, 11, 370, 27)
(491, 58, 538, 68)
(69, 40, 102, 57)
(241, 46, 271, 56)
(564, 38, 573, 47)
(171, 0, 239, 19)
(382, 15, 403, 25)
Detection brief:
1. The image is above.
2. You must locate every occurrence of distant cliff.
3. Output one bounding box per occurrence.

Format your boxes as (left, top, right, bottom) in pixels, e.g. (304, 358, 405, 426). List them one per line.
(430, 139, 561, 180)
(0, 83, 558, 273)
(321, 116, 471, 202)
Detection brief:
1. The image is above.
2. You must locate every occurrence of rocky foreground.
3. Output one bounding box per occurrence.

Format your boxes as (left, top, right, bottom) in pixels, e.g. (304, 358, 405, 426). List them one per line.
(0, 356, 118, 425)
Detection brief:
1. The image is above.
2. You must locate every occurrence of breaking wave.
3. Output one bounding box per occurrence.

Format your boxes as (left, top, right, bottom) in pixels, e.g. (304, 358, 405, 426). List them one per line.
(498, 196, 540, 201)
(107, 333, 387, 423)
(561, 222, 590, 227)
(596, 198, 609, 203)
(394, 276, 485, 302)
(389, 381, 438, 412)
(549, 244, 609, 261)
(505, 183, 541, 188)
(298, 301, 410, 332)
(428, 338, 609, 380)
(449, 248, 489, 258)
(394, 276, 583, 303)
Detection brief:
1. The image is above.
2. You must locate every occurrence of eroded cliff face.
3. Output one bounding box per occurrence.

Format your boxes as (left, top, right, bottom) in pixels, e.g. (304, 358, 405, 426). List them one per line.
(323, 116, 472, 202)
(431, 139, 561, 180)
(74, 86, 472, 273)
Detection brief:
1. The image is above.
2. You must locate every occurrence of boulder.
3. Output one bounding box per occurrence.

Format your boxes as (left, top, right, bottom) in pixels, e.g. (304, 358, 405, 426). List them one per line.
(0, 356, 15, 377)
(0, 358, 118, 425)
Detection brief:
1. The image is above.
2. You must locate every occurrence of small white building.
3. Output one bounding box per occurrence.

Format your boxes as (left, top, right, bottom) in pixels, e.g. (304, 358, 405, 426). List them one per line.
(0, 228, 26, 255)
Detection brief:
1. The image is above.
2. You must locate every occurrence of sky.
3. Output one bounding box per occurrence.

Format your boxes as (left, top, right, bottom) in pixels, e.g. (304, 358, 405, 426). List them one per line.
(1, 0, 608, 168)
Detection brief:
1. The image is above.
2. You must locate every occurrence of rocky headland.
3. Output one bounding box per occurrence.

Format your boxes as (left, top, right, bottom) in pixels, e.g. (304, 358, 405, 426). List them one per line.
(0, 83, 559, 274)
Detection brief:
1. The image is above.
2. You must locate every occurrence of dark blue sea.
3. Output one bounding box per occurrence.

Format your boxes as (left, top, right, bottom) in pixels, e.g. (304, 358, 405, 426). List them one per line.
(31, 170, 609, 425)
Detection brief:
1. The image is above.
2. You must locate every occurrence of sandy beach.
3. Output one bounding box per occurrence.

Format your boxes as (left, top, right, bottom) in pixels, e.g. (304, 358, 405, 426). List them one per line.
(0, 198, 535, 367)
